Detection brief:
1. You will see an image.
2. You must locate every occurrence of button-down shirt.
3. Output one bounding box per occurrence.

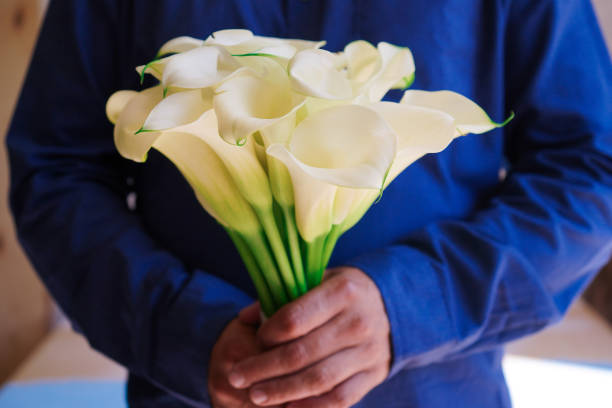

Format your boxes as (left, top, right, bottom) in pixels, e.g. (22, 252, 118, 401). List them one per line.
(7, 0, 612, 406)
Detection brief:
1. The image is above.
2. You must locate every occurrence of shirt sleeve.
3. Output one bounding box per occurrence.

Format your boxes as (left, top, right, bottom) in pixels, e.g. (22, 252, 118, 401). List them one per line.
(6, 2, 251, 406)
(347, 0, 612, 377)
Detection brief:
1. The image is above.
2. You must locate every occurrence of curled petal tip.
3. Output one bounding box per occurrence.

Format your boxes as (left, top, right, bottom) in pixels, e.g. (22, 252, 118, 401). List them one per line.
(497, 111, 515, 127)
(400, 73, 415, 90)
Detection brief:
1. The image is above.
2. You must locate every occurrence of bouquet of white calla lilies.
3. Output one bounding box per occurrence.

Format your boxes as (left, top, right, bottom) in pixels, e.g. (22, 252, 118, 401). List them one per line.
(107, 29, 511, 316)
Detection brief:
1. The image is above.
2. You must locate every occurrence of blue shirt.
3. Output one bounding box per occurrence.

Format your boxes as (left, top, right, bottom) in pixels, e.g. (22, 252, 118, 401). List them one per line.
(7, 1, 612, 407)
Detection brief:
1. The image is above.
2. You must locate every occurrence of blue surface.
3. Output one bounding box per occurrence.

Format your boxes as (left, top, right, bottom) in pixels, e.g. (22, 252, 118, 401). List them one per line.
(6, 0, 612, 407)
(0, 381, 126, 408)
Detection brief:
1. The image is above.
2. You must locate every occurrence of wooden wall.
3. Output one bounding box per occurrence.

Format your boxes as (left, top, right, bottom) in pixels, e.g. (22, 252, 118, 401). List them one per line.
(0, 0, 50, 383)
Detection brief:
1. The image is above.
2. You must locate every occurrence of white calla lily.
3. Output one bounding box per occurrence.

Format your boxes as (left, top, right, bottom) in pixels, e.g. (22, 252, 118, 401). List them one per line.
(345, 40, 381, 86)
(106, 90, 138, 124)
(214, 66, 305, 145)
(289, 49, 352, 100)
(373, 43, 415, 93)
(401, 90, 514, 135)
(162, 45, 241, 90)
(330, 103, 457, 234)
(112, 86, 164, 162)
(140, 89, 212, 132)
(365, 42, 415, 101)
(136, 56, 171, 84)
(110, 86, 260, 235)
(345, 40, 415, 101)
(267, 104, 396, 241)
(157, 36, 205, 57)
(283, 104, 396, 189)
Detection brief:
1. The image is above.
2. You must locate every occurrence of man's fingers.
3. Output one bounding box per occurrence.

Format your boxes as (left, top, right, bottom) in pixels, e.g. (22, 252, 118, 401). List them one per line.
(230, 312, 369, 388)
(258, 273, 359, 346)
(239, 301, 261, 326)
(285, 368, 387, 408)
(246, 345, 373, 406)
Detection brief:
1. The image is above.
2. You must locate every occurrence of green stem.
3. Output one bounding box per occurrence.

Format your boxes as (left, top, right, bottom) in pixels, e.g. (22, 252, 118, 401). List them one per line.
(254, 207, 300, 300)
(242, 231, 289, 307)
(321, 224, 343, 270)
(281, 205, 308, 294)
(305, 235, 327, 289)
(226, 229, 276, 317)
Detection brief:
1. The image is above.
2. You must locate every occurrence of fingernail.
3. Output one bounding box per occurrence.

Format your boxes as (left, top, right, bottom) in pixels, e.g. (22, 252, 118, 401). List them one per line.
(228, 371, 245, 388)
(250, 388, 268, 404)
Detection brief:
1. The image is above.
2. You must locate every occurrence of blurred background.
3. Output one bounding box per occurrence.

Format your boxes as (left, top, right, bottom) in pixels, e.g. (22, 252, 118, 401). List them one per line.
(0, 1, 611, 407)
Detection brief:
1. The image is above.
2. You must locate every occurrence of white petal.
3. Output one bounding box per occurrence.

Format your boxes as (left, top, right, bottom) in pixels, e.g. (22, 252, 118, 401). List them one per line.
(113, 86, 164, 162)
(106, 90, 138, 124)
(157, 36, 204, 57)
(289, 49, 352, 100)
(136, 56, 171, 83)
(401, 90, 509, 135)
(332, 187, 376, 225)
(207, 29, 254, 46)
(213, 69, 304, 144)
(266, 144, 336, 242)
(228, 35, 324, 56)
(267, 155, 294, 206)
(162, 46, 240, 89)
(152, 130, 260, 234)
(254, 44, 297, 59)
(283, 104, 397, 189)
(368, 102, 456, 182)
(366, 42, 415, 101)
(339, 190, 378, 233)
(345, 40, 381, 85)
(142, 89, 211, 131)
(230, 53, 289, 78)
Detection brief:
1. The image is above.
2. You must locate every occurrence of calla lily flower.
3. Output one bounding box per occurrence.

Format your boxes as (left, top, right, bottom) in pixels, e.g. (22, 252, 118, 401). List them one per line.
(213, 65, 305, 145)
(267, 104, 397, 242)
(109, 86, 260, 236)
(161, 45, 241, 90)
(140, 89, 213, 132)
(345, 40, 415, 101)
(106, 90, 138, 124)
(288, 49, 353, 100)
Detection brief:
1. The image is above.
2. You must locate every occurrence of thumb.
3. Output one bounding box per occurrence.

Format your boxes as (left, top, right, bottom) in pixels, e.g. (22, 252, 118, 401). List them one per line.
(238, 301, 261, 326)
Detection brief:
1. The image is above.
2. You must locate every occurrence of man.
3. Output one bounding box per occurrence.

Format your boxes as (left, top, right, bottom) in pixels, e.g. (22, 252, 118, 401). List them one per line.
(7, 0, 612, 407)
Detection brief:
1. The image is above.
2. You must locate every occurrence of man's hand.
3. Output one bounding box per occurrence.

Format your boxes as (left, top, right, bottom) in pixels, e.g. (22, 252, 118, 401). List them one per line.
(208, 310, 282, 408)
(230, 267, 391, 408)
